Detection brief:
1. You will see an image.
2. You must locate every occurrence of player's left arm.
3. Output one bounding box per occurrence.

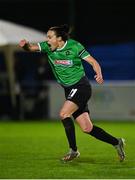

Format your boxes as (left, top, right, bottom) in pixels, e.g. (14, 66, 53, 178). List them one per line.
(84, 55, 104, 84)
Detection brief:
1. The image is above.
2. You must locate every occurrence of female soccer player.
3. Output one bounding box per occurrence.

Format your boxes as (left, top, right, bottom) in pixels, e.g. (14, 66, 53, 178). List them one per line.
(19, 24, 125, 162)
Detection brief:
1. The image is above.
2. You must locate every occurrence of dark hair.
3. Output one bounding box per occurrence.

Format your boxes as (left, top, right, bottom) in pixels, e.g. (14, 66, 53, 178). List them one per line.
(49, 24, 70, 41)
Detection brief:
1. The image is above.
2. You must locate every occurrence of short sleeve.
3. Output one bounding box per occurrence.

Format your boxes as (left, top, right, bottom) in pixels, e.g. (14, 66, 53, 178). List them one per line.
(38, 41, 49, 53)
(77, 42, 90, 59)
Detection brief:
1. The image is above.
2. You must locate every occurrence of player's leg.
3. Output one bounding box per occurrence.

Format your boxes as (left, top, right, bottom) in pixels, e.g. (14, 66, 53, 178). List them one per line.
(76, 112, 119, 145)
(59, 100, 80, 161)
(60, 76, 91, 161)
(59, 100, 78, 120)
(75, 112, 93, 133)
(75, 112, 125, 161)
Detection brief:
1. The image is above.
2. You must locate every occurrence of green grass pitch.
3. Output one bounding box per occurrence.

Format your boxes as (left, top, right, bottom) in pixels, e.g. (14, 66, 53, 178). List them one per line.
(0, 120, 135, 179)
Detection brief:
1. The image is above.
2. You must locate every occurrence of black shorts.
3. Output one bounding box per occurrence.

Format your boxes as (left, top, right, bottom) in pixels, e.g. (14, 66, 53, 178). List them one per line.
(63, 76, 92, 119)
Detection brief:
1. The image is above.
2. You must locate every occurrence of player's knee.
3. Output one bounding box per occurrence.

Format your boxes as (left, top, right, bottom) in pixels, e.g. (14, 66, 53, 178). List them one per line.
(82, 124, 93, 133)
(59, 111, 70, 120)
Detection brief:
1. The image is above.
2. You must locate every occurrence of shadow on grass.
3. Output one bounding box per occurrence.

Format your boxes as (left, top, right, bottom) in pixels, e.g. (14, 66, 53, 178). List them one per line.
(59, 156, 127, 166)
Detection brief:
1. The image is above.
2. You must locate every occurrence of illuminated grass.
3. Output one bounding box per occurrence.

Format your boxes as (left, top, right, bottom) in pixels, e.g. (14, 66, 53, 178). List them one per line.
(0, 120, 134, 179)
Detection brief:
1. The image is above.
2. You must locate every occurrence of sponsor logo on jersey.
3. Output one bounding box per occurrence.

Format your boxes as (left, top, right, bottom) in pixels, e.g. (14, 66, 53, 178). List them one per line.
(54, 60, 73, 66)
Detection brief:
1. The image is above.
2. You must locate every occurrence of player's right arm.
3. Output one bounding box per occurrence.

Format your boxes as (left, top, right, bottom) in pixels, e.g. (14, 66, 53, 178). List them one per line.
(19, 39, 39, 52)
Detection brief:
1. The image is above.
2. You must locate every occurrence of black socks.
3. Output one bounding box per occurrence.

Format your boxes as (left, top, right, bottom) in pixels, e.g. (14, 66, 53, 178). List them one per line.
(89, 125, 119, 146)
(62, 117, 77, 151)
(62, 118, 118, 150)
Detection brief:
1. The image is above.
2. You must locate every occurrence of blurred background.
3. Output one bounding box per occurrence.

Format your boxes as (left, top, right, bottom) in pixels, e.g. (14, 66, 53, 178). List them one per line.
(0, 0, 135, 121)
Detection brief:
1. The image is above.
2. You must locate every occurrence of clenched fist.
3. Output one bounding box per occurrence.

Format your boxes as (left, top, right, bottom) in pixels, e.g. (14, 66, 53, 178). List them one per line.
(19, 39, 28, 47)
